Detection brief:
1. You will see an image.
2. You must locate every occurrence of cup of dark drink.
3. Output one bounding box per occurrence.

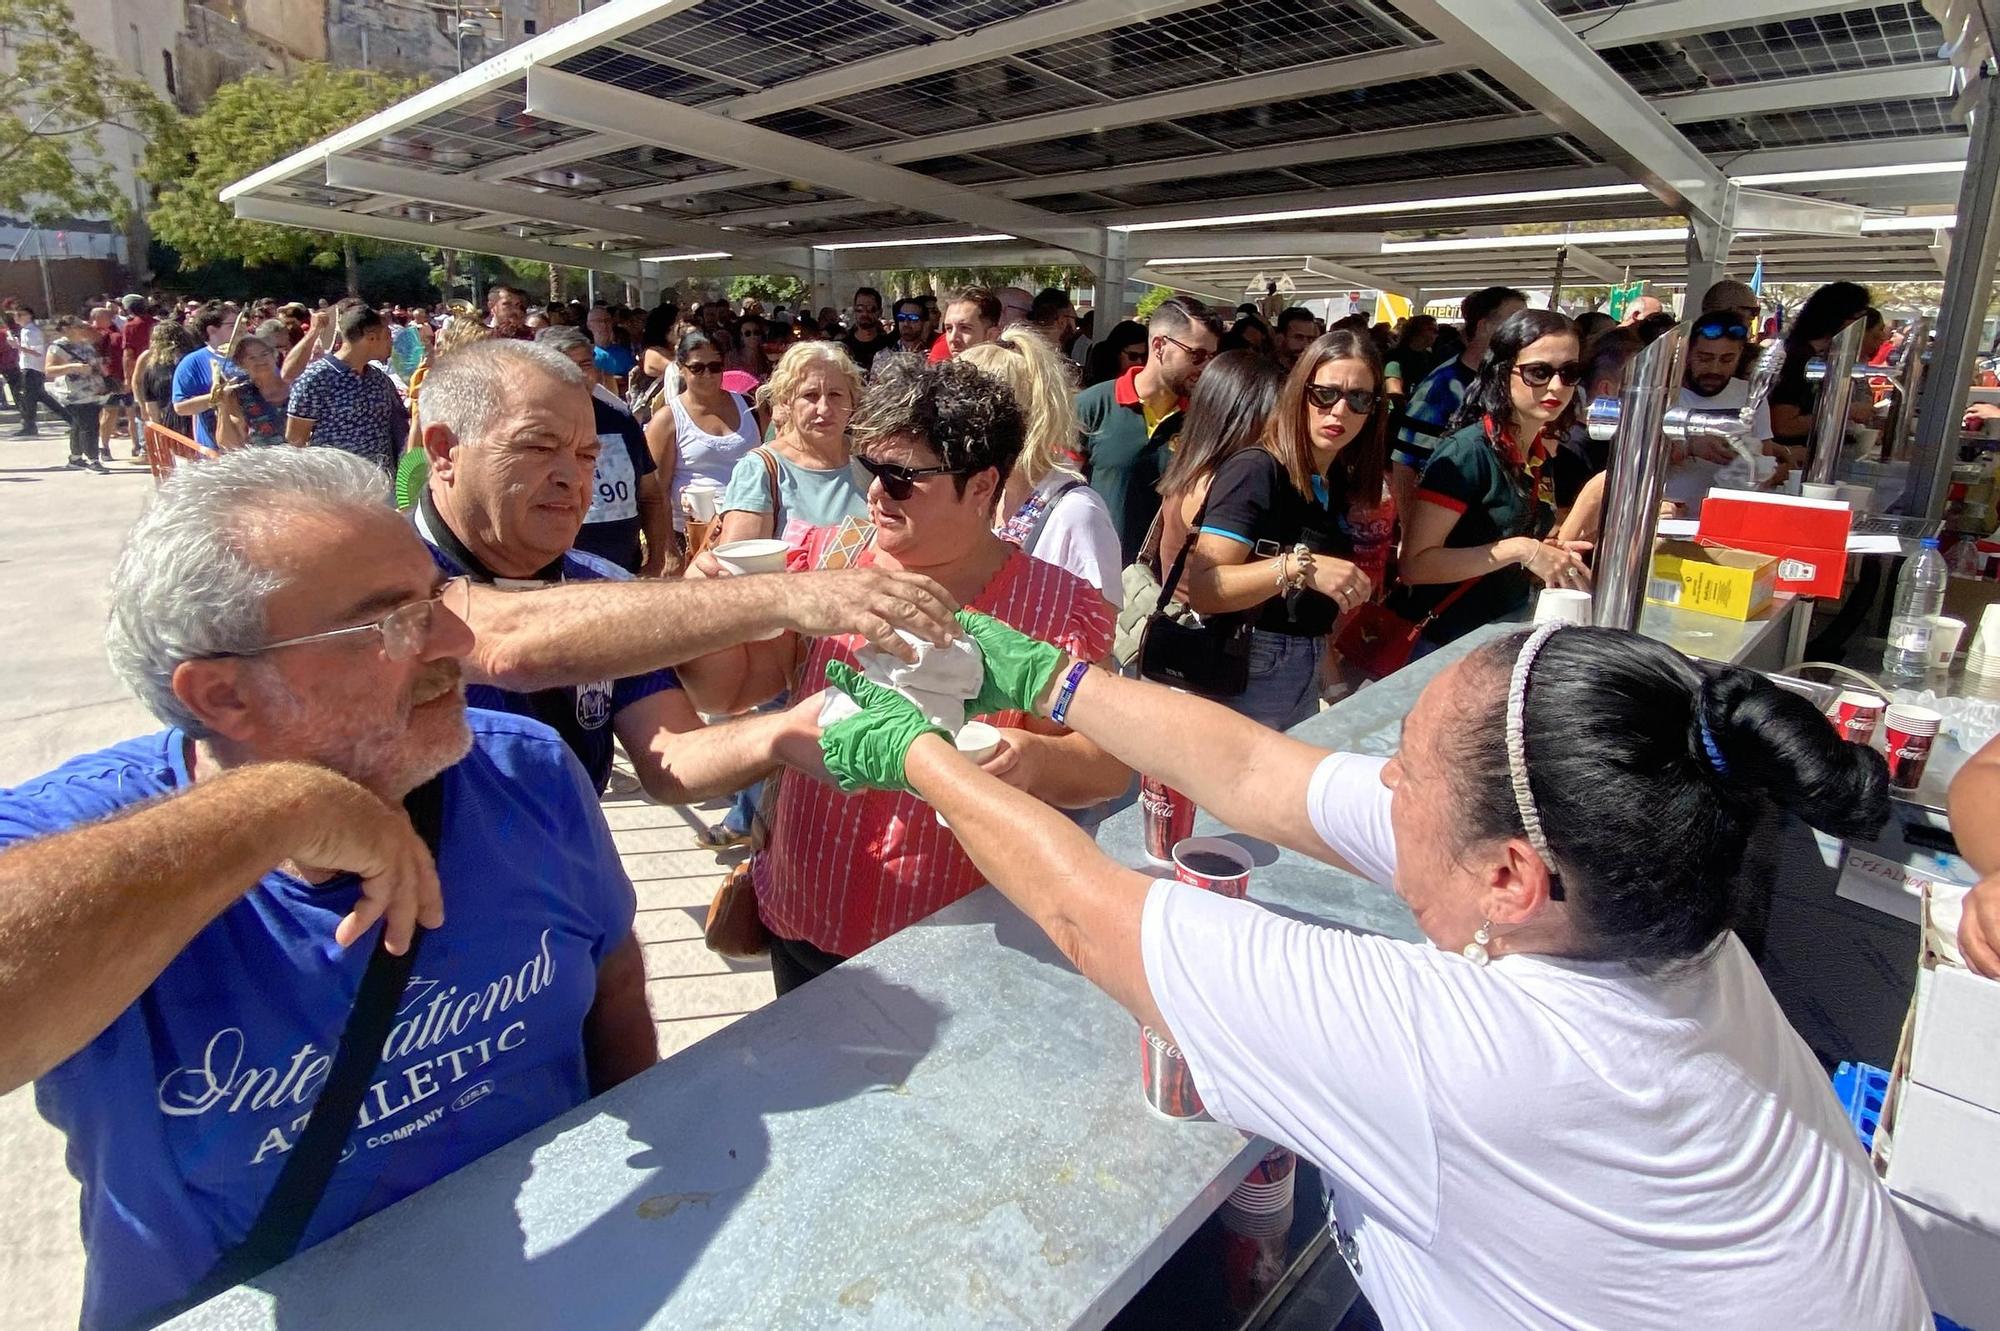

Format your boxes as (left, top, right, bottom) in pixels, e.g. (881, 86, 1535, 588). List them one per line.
(1829, 690, 1886, 745)
(1139, 1023, 1205, 1119)
(1883, 703, 1941, 791)
(1172, 836, 1251, 900)
(1139, 773, 1194, 864)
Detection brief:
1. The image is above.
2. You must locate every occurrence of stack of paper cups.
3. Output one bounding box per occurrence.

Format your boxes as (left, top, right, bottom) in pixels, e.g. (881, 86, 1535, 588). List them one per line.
(1221, 1146, 1296, 1238)
(1532, 588, 1592, 626)
(1967, 606, 2000, 699)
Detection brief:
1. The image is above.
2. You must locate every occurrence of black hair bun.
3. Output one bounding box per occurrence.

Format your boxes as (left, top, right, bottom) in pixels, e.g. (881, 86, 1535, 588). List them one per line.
(1699, 667, 1889, 841)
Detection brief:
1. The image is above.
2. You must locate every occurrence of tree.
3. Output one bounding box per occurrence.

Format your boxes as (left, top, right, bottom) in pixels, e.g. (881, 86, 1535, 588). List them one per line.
(0, 0, 175, 221)
(146, 65, 428, 281)
(1134, 285, 1175, 320)
(729, 274, 808, 308)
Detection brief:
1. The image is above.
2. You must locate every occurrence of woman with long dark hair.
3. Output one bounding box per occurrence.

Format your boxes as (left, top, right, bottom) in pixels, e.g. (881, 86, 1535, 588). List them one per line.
(1154, 350, 1283, 572)
(1391, 308, 1591, 650)
(813, 616, 1926, 1330)
(1178, 331, 1383, 730)
(1767, 280, 1872, 467)
(1083, 319, 1148, 388)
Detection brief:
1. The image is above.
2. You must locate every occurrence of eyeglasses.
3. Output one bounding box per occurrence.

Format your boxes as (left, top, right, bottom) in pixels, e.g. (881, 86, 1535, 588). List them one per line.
(682, 361, 723, 375)
(216, 583, 463, 663)
(1691, 316, 1749, 342)
(1306, 384, 1379, 414)
(1160, 334, 1213, 367)
(894, 312, 925, 323)
(1512, 361, 1586, 388)
(852, 454, 971, 501)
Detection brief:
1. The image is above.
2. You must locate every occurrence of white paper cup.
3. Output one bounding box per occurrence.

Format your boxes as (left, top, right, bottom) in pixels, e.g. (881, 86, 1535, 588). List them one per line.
(712, 538, 790, 575)
(1533, 588, 1592, 626)
(954, 721, 1002, 764)
(1928, 616, 1967, 667)
(1884, 703, 1942, 737)
(684, 483, 719, 522)
(1801, 482, 1841, 502)
(1836, 482, 1874, 514)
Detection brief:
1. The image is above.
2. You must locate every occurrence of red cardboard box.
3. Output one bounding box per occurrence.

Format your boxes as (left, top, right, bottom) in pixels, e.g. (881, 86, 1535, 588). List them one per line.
(1696, 489, 1854, 599)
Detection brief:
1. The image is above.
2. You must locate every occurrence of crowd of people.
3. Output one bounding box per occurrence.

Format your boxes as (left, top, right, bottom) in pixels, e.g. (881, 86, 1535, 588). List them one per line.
(0, 265, 1966, 1330)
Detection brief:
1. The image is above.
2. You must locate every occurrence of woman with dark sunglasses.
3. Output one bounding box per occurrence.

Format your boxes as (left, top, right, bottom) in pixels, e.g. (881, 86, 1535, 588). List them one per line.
(1179, 331, 1386, 730)
(1392, 309, 1591, 652)
(652, 329, 766, 555)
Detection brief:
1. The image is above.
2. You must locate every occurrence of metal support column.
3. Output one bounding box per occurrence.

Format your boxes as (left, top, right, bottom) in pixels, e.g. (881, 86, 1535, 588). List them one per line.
(808, 248, 838, 318)
(1909, 69, 2000, 520)
(1592, 325, 1689, 631)
(1097, 231, 1135, 320)
(1684, 215, 1733, 314)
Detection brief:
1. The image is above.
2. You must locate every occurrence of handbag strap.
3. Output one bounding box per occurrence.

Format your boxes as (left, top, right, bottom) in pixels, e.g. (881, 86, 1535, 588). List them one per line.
(1407, 578, 1481, 638)
(186, 777, 446, 1303)
(756, 447, 782, 535)
(1153, 486, 1218, 614)
(1023, 478, 1086, 555)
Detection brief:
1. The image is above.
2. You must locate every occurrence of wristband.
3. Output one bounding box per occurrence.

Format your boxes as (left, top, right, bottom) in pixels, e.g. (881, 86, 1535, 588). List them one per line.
(1048, 660, 1091, 728)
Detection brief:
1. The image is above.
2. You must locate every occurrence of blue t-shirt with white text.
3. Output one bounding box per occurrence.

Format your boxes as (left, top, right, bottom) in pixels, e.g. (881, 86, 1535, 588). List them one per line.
(4, 712, 636, 1331)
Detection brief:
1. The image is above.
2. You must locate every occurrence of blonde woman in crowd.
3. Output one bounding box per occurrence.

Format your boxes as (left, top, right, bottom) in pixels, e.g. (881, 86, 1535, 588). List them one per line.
(963, 327, 1120, 608)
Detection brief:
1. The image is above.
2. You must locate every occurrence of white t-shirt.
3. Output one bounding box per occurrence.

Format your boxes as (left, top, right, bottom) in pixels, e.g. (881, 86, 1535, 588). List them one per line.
(1664, 379, 1776, 506)
(1017, 472, 1122, 603)
(16, 320, 45, 373)
(670, 390, 758, 532)
(1141, 752, 1928, 1331)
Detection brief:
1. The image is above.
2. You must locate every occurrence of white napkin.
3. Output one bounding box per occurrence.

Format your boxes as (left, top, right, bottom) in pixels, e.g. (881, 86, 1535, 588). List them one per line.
(819, 629, 986, 732)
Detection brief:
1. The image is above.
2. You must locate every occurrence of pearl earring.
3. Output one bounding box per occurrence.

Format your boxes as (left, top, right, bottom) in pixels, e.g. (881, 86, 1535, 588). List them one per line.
(1462, 920, 1493, 966)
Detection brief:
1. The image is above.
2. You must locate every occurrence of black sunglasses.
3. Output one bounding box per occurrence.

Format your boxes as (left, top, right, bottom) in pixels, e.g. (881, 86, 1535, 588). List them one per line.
(852, 454, 971, 500)
(1306, 384, 1379, 414)
(1512, 360, 1586, 388)
(1691, 316, 1749, 342)
(682, 360, 723, 375)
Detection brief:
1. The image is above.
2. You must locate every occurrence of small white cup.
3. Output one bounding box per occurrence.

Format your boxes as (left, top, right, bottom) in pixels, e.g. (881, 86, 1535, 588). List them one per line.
(1929, 615, 1967, 667)
(1801, 482, 1841, 502)
(1533, 588, 1592, 626)
(954, 721, 1002, 764)
(711, 538, 790, 575)
(684, 483, 719, 522)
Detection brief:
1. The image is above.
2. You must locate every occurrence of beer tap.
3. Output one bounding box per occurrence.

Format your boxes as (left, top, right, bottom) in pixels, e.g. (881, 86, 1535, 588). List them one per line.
(1585, 338, 1787, 473)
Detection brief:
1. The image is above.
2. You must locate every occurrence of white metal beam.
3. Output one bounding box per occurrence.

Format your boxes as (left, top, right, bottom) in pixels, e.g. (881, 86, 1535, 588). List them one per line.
(525, 65, 1107, 257)
(1129, 231, 1384, 261)
(469, 133, 643, 186)
(1730, 187, 1866, 237)
(1303, 258, 1416, 299)
(1129, 268, 1241, 305)
(322, 156, 811, 269)
(233, 197, 641, 275)
(219, 0, 705, 203)
(1559, 247, 1623, 283)
(1394, 0, 1731, 225)
(1658, 64, 1955, 122)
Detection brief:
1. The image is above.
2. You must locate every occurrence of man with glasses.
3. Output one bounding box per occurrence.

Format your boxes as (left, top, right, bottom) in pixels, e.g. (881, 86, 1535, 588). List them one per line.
(892, 295, 930, 356)
(1664, 313, 1779, 507)
(0, 446, 664, 1331)
(841, 286, 893, 375)
(677, 357, 1127, 995)
(1074, 296, 1223, 563)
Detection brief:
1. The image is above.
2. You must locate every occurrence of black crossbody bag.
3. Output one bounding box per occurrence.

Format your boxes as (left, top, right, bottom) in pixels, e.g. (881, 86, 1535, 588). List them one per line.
(1135, 492, 1253, 698)
(133, 778, 444, 1329)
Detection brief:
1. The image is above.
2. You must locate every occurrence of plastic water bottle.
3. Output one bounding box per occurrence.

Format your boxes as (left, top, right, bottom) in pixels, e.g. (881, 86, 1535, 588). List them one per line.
(1882, 537, 1948, 683)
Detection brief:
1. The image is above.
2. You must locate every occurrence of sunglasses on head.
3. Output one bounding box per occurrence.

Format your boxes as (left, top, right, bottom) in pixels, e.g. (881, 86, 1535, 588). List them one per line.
(682, 360, 723, 375)
(1691, 316, 1749, 342)
(1306, 384, 1379, 414)
(1512, 360, 1586, 388)
(852, 454, 971, 501)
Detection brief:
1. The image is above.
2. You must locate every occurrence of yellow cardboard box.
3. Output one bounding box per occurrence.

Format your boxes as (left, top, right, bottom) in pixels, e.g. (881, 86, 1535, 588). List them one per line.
(1646, 540, 1777, 621)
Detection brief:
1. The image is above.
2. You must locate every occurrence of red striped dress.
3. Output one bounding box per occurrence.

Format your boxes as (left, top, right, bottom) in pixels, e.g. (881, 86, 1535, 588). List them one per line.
(753, 543, 1114, 957)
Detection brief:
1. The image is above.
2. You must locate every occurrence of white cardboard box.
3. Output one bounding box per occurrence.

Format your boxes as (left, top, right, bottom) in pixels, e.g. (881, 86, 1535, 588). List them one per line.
(1884, 1081, 2000, 1234)
(1910, 963, 2000, 1115)
(1893, 1193, 2000, 1328)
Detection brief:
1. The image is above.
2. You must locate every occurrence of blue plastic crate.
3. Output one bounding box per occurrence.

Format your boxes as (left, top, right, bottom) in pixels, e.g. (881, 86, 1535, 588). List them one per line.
(1831, 1061, 1891, 1152)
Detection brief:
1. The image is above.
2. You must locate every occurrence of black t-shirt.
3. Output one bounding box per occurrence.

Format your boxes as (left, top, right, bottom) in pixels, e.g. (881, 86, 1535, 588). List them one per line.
(1199, 448, 1354, 637)
(1768, 348, 1820, 446)
(1552, 426, 1607, 509)
(572, 395, 658, 573)
(843, 332, 894, 375)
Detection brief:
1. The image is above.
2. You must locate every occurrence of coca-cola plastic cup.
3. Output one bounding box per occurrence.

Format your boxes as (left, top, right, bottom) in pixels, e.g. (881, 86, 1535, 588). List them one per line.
(1139, 1023, 1204, 1119)
(1140, 774, 1194, 864)
(1829, 690, 1886, 745)
(1171, 836, 1252, 900)
(1884, 704, 1942, 791)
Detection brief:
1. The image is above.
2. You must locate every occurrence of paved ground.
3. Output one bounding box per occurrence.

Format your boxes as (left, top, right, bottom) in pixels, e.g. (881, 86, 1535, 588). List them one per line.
(0, 424, 772, 1328)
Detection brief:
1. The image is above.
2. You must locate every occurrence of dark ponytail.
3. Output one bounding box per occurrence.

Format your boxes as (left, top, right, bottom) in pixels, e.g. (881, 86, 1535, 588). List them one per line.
(1451, 628, 1888, 971)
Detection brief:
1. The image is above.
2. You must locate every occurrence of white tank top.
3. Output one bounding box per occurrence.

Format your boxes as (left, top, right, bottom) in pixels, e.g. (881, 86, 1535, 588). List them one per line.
(669, 390, 758, 525)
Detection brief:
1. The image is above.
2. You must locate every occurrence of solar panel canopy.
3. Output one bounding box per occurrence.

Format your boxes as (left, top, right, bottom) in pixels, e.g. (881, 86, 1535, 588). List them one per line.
(222, 0, 1986, 303)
